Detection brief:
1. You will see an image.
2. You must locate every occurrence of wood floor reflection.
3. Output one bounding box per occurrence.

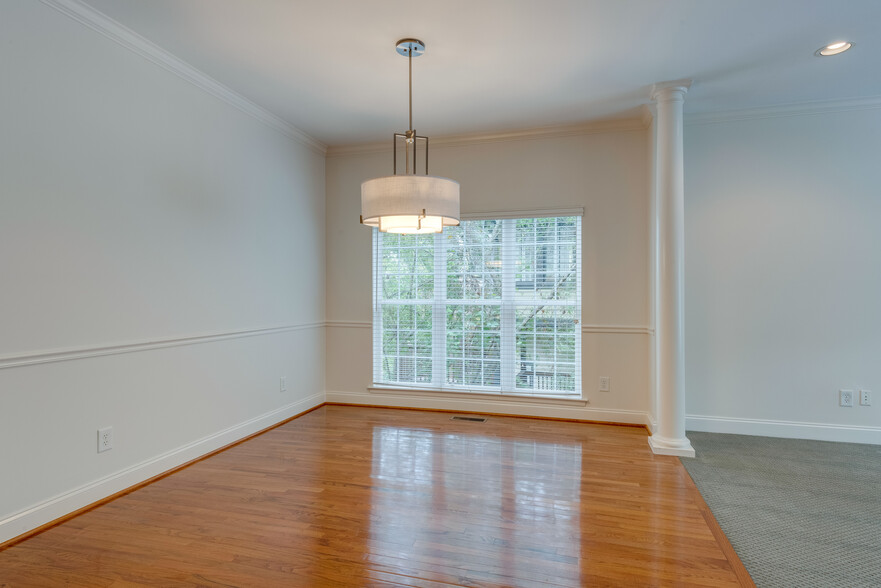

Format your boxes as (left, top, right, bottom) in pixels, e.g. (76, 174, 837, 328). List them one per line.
(0, 405, 752, 587)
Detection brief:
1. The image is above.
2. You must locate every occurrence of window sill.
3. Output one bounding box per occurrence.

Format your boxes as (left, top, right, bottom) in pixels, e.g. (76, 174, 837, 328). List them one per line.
(368, 385, 589, 407)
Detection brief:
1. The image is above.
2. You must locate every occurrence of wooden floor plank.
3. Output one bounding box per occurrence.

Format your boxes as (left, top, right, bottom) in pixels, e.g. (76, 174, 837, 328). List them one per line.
(0, 405, 753, 587)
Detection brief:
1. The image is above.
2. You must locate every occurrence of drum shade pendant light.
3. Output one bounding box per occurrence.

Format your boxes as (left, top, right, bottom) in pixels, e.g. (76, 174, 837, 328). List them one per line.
(360, 39, 460, 234)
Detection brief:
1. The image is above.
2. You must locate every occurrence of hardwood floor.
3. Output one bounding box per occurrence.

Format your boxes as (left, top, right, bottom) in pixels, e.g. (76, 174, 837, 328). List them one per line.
(0, 405, 753, 587)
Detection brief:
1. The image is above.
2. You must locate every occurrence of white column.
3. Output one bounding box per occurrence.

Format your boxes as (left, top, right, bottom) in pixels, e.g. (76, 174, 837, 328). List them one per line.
(649, 81, 695, 457)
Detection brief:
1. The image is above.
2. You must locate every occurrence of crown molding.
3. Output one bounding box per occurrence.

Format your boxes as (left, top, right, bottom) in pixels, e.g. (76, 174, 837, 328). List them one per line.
(40, 0, 327, 155)
(326, 117, 649, 157)
(686, 95, 881, 126)
(43, 1, 879, 155)
(640, 104, 655, 127)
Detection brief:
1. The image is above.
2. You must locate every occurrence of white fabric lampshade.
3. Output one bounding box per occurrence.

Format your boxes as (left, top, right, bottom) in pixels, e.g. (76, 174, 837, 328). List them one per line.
(361, 175, 460, 234)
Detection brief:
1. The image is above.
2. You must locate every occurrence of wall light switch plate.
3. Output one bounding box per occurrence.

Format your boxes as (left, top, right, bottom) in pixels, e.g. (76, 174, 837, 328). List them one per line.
(280, 376, 287, 392)
(599, 376, 610, 392)
(860, 390, 872, 406)
(839, 389, 854, 407)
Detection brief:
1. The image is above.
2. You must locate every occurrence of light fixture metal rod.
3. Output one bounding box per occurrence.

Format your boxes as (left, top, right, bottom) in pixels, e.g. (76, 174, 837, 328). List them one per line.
(392, 39, 425, 177)
(408, 48, 413, 174)
(408, 48, 413, 133)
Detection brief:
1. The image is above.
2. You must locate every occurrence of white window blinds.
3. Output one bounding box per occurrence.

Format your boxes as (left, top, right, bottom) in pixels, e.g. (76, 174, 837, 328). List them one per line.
(373, 213, 582, 397)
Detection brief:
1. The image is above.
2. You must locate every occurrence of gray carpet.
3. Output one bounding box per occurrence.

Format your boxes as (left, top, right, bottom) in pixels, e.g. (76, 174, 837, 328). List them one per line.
(681, 432, 881, 588)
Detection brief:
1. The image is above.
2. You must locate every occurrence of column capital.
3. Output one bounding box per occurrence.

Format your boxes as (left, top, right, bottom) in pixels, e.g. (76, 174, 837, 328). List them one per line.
(651, 79, 693, 102)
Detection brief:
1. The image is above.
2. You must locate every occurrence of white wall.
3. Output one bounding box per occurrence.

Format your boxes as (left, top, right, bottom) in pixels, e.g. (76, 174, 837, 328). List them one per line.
(684, 108, 881, 443)
(0, 1, 325, 542)
(326, 126, 653, 424)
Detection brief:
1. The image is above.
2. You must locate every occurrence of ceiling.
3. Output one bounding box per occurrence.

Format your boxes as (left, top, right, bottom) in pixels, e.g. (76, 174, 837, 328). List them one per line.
(82, 0, 881, 147)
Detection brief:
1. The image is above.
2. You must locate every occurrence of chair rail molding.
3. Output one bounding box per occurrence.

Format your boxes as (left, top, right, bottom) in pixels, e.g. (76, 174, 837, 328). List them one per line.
(0, 323, 324, 370)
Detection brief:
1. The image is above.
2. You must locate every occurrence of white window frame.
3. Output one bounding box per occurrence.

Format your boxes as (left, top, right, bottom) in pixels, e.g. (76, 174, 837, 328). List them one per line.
(372, 208, 583, 399)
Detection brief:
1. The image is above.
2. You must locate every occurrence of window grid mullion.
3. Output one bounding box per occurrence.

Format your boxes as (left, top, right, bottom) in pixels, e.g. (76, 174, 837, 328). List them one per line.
(372, 229, 382, 383)
(575, 218, 583, 397)
(432, 231, 446, 387)
(500, 219, 515, 391)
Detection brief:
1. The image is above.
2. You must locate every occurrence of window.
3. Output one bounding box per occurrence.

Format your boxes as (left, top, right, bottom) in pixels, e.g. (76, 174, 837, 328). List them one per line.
(373, 213, 581, 397)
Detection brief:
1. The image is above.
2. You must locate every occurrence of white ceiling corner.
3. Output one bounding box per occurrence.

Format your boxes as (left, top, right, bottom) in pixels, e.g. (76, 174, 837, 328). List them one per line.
(69, 0, 881, 147)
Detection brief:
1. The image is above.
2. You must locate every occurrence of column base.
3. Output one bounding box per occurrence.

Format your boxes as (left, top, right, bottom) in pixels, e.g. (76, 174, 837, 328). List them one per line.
(648, 434, 695, 457)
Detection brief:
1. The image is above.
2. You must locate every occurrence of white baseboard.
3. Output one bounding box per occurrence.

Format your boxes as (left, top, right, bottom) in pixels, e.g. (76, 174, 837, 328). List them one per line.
(646, 414, 658, 435)
(0, 392, 325, 545)
(686, 414, 881, 445)
(326, 390, 652, 428)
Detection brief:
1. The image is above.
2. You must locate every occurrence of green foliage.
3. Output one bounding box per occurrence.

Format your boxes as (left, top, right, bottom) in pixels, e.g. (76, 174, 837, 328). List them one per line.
(416, 358, 432, 382)
(398, 275, 414, 300)
(398, 306, 414, 329)
(446, 332, 463, 356)
(382, 276, 397, 299)
(464, 305, 482, 330)
(399, 331, 414, 355)
(446, 359, 463, 384)
(416, 332, 432, 357)
(464, 360, 482, 385)
(483, 334, 500, 359)
(483, 361, 501, 386)
(383, 332, 397, 355)
(415, 305, 431, 329)
(464, 334, 481, 358)
(417, 249, 434, 273)
(446, 305, 463, 330)
(516, 307, 535, 331)
(447, 274, 463, 299)
(463, 274, 482, 299)
(556, 336, 576, 362)
(382, 305, 397, 329)
(484, 305, 500, 331)
(417, 275, 433, 299)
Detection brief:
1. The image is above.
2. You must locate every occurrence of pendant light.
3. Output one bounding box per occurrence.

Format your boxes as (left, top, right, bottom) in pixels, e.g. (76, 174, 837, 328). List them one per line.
(360, 39, 460, 234)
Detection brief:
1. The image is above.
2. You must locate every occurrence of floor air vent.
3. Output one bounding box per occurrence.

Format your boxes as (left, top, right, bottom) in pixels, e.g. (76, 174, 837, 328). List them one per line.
(450, 416, 487, 422)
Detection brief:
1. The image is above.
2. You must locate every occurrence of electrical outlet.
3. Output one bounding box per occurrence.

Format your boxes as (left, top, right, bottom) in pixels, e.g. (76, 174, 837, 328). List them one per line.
(599, 376, 610, 392)
(839, 389, 854, 407)
(860, 390, 872, 406)
(280, 376, 287, 393)
(97, 426, 113, 453)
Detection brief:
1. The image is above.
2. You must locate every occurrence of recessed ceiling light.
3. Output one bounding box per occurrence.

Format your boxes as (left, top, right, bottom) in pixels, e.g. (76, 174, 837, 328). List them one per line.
(815, 41, 853, 56)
